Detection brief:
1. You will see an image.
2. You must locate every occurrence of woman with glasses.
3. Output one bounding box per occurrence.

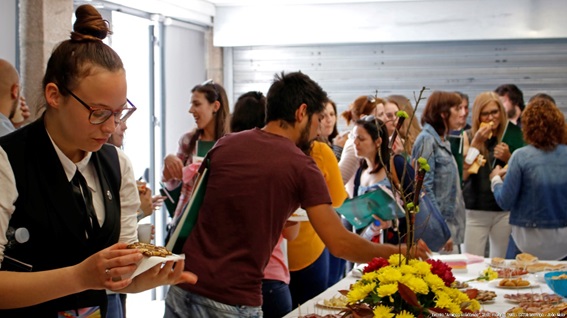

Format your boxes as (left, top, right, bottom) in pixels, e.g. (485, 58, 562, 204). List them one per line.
(462, 92, 516, 258)
(162, 80, 229, 219)
(0, 5, 196, 317)
(412, 91, 466, 253)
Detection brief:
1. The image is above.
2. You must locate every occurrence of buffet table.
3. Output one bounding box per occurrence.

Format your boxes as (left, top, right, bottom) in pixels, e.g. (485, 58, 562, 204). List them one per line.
(283, 258, 566, 317)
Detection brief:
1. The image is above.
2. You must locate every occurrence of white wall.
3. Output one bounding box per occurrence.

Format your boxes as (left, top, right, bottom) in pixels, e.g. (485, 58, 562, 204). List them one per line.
(214, 0, 567, 46)
(0, 0, 18, 66)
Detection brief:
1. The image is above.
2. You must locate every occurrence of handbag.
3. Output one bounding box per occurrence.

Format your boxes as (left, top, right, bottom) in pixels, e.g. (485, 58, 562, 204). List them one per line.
(412, 191, 452, 252)
(389, 155, 451, 252)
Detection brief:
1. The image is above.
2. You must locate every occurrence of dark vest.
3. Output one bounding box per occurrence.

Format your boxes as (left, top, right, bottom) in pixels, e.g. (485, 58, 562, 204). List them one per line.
(0, 118, 122, 317)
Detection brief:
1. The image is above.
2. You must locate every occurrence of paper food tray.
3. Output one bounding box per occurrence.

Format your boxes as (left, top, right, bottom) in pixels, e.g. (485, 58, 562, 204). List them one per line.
(288, 208, 309, 222)
(124, 253, 185, 279)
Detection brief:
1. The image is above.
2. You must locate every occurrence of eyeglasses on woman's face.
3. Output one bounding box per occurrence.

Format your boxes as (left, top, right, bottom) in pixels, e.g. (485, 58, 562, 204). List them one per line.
(61, 86, 136, 125)
(480, 109, 500, 119)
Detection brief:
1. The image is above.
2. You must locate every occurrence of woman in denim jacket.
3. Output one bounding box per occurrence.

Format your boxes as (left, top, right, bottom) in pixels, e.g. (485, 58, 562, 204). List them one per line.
(412, 91, 466, 253)
(490, 98, 567, 261)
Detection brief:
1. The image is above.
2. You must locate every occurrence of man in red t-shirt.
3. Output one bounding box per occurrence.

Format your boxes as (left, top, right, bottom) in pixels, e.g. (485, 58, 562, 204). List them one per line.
(164, 72, 429, 318)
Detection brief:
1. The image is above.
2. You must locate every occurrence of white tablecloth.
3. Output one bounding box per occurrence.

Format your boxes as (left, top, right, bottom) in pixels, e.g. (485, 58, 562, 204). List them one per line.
(283, 258, 565, 317)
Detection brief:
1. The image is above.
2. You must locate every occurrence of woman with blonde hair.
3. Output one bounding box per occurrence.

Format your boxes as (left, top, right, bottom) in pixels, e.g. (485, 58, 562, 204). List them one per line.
(384, 95, 421, 156)
(462, 92, 515, 258)
(490, 98, 567, 260)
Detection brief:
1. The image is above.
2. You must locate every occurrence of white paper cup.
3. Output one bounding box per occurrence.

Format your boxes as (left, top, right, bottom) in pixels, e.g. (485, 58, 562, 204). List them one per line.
(137, 223, 152, 243)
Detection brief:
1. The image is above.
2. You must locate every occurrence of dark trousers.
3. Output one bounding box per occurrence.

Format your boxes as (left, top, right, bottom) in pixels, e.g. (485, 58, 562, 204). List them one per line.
(261, 279, 292, 318)
(289, 248, 330, 308)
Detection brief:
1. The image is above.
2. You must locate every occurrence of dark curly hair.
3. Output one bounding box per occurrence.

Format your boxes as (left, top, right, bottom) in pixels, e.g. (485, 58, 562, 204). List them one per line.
(521, 98, 566, 151)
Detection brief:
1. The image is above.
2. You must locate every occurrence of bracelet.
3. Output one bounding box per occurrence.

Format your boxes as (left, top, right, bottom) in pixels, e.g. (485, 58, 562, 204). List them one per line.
(465, 147, 480, 165)
(136, 210, 145, 222)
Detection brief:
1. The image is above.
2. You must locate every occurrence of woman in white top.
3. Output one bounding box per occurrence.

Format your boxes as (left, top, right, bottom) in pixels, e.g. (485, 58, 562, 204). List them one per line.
(0, 5, 195, 317)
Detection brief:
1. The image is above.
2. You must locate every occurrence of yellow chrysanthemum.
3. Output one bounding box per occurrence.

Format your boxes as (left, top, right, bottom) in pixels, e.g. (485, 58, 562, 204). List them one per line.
(408, 260, 432, 276)
(373, 304, 395, 318)
(467, 299, 481, 312)
(433, 291, 452, 309)
(446, 287, 469, 304)
(446, 302, 462, 314)
(377, 282, 398, 298)
(347, 281, 377, 303)
(483, 267, 498, 281)
(388, 254, 406, 266)
(398, 264, 418, 276)
(377, 267, 402, 284)
(362, 271, 381, 282)
(401, 276, 429, 295)
(423, 273, 445, 291)
(395, 310, 416, 318)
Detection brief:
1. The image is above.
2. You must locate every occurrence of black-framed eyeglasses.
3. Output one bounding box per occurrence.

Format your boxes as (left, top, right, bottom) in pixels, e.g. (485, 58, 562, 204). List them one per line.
(480, 109, 499, 118)
(61, 86, 137, 125)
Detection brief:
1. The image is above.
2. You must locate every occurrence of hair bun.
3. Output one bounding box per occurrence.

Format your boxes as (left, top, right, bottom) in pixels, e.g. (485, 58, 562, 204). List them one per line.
(71, 4, 111, 41)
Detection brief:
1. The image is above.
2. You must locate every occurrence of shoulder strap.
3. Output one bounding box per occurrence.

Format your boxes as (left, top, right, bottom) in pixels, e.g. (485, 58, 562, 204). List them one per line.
(353, 166, 363, 197)
(389, 155, 401, 190)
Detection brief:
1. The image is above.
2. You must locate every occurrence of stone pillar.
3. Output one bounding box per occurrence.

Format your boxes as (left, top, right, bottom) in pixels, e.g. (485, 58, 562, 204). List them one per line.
(204, 28, 223, 84)
(19, 0, 73, 120)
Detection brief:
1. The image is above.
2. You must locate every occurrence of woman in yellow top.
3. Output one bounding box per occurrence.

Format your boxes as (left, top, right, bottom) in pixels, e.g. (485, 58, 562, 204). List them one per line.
(287, 140, 348, 308)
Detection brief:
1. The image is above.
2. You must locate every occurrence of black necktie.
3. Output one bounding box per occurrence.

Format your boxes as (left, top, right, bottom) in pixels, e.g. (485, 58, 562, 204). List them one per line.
(71, 169, 100, 238)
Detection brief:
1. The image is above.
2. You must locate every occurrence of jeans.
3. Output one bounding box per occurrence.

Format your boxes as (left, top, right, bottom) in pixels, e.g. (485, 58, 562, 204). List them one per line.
(464, 210, 511, 258)
(261, 280, 292, 318)
(164, 285, 263, 318)
(106, 294, 124, 318)
(289, 248, 330, 308)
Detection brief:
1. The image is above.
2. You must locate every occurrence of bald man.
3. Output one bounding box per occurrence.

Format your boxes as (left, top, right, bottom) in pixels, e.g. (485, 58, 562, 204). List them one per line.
(0, 59, 30, 137)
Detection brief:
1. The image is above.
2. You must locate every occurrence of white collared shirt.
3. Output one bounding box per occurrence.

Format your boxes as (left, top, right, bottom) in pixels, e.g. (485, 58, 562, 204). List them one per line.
(0, 129, 140, 262)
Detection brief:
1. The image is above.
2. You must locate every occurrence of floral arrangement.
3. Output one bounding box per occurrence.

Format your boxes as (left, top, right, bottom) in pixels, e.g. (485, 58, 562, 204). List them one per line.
(465, 267, 498, 283)
(341, 254, 481, 318)
(337, 88, 486, 318)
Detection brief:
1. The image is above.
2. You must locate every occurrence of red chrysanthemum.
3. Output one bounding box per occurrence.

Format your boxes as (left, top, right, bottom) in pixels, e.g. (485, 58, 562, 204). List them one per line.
(363, 257, 389, 274)
(426, 259, 456, 286)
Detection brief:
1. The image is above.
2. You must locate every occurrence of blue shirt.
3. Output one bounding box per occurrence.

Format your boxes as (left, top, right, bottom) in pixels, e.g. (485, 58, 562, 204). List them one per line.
(0, 113, 16, 137)
(493, 144, 567, 228)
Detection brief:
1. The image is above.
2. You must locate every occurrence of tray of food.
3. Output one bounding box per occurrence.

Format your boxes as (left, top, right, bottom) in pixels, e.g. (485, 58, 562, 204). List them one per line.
(451, 281, 470, 290)
(316, 295, 348, 310)
(492, 278, 538, 289)
(496, 268, 529, 278)
(125, 242, 185, 279)
(465, 289, 497, 304)
(504, 293, 564, 304)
